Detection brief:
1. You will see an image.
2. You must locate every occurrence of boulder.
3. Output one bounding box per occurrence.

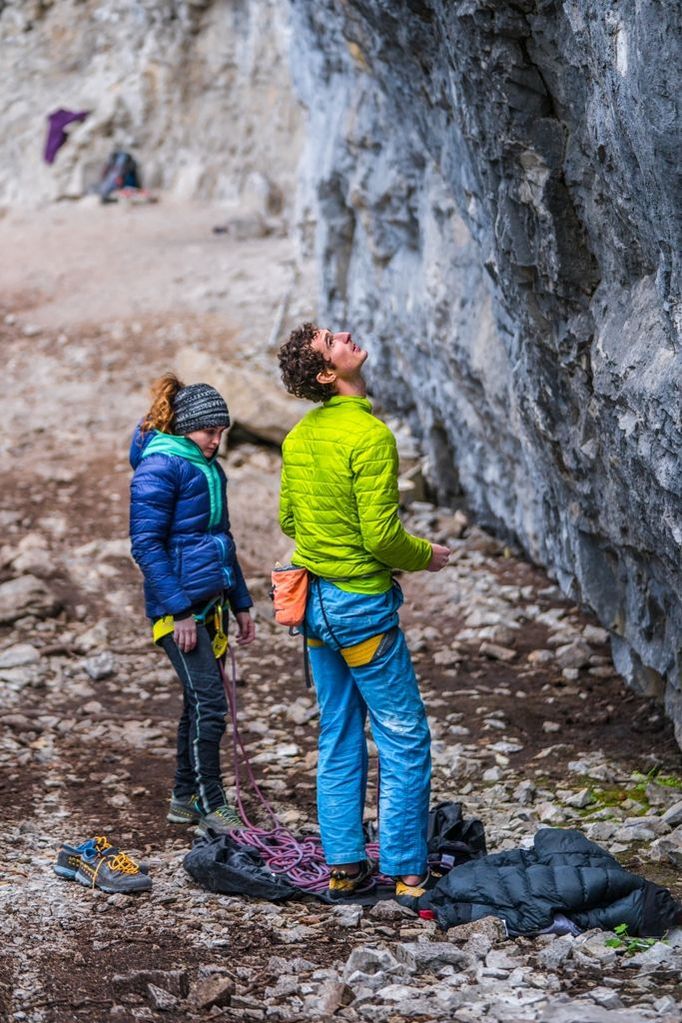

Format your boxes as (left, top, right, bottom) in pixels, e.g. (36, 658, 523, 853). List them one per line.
(395, 941, 472, 973)
(649, 826, 682, 868)
(83, 652, 117, 681)
(661, 799, 682, 828)
(175, 348, 308, 445)
(190, 974, 234, 1010)
(0, 644, 40, 668)
(0, 575, 60, 623)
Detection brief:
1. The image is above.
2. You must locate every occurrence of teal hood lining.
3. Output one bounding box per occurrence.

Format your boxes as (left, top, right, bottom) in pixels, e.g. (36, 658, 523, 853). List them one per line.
(140, 432, 223, 529)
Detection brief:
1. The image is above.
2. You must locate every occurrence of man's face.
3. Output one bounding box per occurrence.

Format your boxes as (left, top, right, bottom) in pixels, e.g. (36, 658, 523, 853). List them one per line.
(312, 328, 367, 380)
(185, 426, 225, 458)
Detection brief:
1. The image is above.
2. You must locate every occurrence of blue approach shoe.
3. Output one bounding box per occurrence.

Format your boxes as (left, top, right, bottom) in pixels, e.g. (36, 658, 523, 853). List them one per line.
(54, 836, 151, 893)
(54, 835, 150, 881)
(53, 838, 94, 880)
(74, 836, 152, 894)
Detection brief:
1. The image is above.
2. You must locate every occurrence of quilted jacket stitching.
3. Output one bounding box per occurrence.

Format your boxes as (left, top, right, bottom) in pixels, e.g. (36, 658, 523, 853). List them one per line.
(129, 428, 251, 619)
(280, 397, 431, 588)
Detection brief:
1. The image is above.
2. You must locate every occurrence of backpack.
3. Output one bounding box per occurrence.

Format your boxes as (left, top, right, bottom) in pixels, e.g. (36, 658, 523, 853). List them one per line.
(98, 151, 140, 198)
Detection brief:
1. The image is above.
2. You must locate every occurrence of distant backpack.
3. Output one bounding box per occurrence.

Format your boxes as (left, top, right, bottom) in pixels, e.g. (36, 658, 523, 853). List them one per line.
(98, 151, 140, 198)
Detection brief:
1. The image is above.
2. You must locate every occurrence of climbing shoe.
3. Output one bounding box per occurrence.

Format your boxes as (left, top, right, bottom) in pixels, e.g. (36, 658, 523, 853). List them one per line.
(53, 835, 149, 881)
(395, 870, 435, 899)
(328, 858, 376, 899)
(73, 836, 152, 894)
(167, 792, 202, 825)
(197, 804, 242, 836)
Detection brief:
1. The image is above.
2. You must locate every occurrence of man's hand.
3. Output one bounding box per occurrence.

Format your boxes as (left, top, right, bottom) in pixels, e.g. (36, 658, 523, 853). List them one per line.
(235, 611, 256, 646)
(426, 543, 451, 572)
(174, 615, 197, 652)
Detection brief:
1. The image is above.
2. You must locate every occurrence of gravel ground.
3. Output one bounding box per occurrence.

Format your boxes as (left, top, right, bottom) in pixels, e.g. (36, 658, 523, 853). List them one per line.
(1, 222, 681, 1023)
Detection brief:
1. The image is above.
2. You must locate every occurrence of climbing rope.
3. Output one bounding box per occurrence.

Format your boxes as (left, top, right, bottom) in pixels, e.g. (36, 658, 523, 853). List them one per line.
(219, 649, 385, 895)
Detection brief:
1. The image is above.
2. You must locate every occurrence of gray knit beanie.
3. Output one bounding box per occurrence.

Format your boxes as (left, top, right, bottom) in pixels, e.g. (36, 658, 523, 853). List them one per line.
(173, 383, 230, 435)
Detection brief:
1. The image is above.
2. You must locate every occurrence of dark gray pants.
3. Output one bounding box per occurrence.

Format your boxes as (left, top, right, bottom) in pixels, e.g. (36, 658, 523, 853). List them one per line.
(160, 623, 228, 813)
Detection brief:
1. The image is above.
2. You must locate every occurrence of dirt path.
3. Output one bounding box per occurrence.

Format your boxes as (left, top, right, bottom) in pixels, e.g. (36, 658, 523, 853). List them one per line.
(0, 201, 301, 334)
(1, 207, 681, 1023)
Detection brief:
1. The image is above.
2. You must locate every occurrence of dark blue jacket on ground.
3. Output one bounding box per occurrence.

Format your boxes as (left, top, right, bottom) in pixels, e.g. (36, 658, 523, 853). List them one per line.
(129, 425, 252, 620)
(417, 827, 681, 937)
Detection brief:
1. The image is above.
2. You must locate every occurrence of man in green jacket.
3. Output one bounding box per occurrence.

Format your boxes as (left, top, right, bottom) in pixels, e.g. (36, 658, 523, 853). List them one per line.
(278, 322, 450, 897)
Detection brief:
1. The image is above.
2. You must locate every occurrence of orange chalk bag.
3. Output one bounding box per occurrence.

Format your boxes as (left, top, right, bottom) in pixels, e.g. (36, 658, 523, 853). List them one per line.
(270, 564, 309, 629)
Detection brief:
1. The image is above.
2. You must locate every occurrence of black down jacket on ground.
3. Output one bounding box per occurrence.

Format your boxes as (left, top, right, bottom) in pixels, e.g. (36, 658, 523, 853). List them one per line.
(417, 828, 681, 936)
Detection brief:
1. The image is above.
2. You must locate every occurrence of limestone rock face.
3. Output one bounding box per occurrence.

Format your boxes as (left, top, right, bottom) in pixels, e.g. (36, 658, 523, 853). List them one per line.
(289, 2, 682, 740)
(0, 0, 302, 210)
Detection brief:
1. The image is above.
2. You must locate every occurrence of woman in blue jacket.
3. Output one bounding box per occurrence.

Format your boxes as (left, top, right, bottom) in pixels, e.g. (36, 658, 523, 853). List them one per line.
(130, 373, 255, 833)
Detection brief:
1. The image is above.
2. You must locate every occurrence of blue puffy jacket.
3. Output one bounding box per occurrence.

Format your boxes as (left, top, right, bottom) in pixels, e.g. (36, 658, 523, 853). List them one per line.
(129, 426, 252, 620)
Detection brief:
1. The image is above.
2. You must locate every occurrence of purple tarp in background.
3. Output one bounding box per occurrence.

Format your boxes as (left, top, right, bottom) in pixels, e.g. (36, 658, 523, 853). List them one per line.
(44, 108, 89, 164)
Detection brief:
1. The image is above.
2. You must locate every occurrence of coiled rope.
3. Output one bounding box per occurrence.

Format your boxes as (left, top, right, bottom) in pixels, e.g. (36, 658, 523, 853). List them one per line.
(220, 649, 384, 894)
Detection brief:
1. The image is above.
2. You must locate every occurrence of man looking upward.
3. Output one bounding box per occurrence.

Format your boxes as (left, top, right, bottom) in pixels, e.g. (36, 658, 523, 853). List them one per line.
(278, 322, 450, 898)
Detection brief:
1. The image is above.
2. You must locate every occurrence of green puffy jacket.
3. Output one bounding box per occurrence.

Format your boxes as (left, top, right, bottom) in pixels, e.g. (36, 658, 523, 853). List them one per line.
(279, 395, 432, 593)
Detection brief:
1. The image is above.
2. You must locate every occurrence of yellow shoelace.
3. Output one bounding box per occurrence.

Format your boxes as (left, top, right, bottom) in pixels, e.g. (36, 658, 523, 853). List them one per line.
(106, 851, 142, 875)
(91, 836, 141, 876)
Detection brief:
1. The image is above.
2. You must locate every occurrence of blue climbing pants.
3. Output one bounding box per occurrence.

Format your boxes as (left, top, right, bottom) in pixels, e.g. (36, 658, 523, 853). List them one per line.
(305, 578, 431, 877)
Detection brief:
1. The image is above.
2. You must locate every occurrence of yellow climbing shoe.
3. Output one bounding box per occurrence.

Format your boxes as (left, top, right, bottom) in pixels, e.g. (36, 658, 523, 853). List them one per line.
(395, 872, 432, 898)
(328, 858, 376, 899)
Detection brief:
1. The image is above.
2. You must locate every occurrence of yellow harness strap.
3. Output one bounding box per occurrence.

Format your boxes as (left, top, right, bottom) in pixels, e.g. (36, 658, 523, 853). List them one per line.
(152, 615, 175, 644)
(152, 602, 228, 660)
(306, 632, 386, 668)
(341, 632, 385, 667)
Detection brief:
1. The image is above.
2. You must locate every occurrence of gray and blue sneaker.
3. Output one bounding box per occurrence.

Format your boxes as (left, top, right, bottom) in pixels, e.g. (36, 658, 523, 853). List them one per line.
(197, 804, 242, 836)
(74, 836, 152, 893)
(167, 792, 202, 825)
(54, 835, 151, 892)
(54, 837, 95, 881)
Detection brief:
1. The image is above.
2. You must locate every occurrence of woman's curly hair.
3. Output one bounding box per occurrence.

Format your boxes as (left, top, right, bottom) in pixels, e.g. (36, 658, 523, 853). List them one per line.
(141, 372, 185, 433)
(278, 322, 335, 403)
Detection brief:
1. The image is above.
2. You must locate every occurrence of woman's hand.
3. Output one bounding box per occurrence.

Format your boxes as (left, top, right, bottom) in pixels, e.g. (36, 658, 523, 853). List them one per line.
(235, 611, 256, 647)
(174, 615, 198, 652)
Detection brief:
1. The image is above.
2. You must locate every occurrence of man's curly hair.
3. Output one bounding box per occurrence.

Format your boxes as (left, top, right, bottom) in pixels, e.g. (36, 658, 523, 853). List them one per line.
(278, 322, 336, 403)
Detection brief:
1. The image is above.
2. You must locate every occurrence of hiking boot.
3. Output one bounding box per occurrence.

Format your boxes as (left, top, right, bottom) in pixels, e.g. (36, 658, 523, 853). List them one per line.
(53, 835, 150, 881)
(328, 858, 376, 899)
(167, 792, 202, 825)
(74, 836, 152, 894)
(196, 804, 242, 836)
